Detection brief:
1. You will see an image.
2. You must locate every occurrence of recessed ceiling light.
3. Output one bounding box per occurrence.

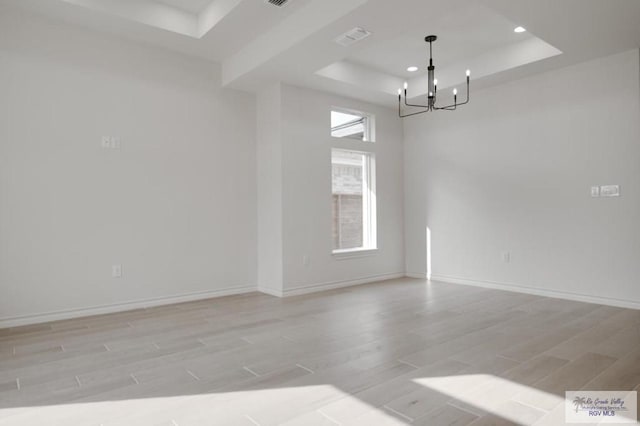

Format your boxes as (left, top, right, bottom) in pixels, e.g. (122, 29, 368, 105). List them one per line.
(514, 26, 526, 33)
(407, 66, 418, 72)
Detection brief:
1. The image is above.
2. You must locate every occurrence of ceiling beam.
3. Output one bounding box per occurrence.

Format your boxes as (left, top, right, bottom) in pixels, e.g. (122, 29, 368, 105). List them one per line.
(221, 0, 368, 88)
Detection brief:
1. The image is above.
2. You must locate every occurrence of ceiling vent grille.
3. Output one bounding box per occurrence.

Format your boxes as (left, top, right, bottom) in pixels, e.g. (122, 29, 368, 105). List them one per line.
(334, 27, 372, 47)
(266, 0, 290, 7)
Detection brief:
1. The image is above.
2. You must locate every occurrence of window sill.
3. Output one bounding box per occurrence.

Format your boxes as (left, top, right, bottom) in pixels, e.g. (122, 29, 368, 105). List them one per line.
(332, 248, 378, 260)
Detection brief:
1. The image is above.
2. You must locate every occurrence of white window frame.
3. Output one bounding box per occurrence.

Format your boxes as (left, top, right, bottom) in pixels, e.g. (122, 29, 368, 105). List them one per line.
(330, 107, 376, 142)
(331, 148, 377, 255)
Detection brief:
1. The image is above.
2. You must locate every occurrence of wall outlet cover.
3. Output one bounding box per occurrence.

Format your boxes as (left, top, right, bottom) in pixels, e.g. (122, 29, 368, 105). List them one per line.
(112, 265, 123, 278)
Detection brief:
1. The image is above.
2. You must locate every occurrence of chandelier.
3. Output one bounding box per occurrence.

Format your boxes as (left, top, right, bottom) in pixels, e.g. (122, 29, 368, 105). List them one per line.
(398, 35, 470, 117)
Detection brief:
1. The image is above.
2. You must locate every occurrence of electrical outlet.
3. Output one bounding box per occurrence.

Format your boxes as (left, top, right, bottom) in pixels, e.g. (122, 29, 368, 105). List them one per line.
(302, 255, 309, 266)
(591, 186, 600, 197)
(502, 251, 511, 263)
(112, 264, 122, 278)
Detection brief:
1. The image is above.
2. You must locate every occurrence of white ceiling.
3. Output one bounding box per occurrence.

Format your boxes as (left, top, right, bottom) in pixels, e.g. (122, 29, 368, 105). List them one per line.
(350, 2, 534, 79)
(154, 0, 212, 15)
(1, 0, 639, 106)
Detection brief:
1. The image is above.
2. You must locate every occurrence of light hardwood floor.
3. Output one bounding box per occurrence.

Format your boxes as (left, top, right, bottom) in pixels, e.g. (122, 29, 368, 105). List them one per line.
(0, 278, 639, 425)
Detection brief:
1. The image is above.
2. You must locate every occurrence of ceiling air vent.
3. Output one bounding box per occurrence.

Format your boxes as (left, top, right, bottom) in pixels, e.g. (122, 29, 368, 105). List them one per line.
(334, 27, 371, 47)
(265, 0, 290, 7)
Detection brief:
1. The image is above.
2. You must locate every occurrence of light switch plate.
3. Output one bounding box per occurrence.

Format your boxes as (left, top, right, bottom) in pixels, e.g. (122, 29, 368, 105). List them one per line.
(591, 186, 600, 197)
(600, 185, 620, 197)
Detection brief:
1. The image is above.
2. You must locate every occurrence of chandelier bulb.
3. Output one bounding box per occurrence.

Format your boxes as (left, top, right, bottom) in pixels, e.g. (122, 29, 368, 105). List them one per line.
(433, 79, 438, 86)
(404, 82, 408, 90)
(453, 88, 458, 95)
(398, 88, 402, 95)
(466, 69, 471, 77)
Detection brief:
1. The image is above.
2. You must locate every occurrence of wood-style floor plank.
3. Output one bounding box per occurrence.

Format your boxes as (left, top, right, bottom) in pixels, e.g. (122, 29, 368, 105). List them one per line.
(0, 277, 638, 425)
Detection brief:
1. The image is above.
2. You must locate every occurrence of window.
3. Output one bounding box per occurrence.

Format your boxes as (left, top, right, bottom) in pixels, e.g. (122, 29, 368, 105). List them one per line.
(332, 149, 376, 253)
(331, 109, 374, 142)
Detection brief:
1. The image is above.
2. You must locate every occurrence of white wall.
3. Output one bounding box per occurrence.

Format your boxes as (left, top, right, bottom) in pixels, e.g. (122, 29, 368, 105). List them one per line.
(6, 5, 637, 327)
(280, 85, 405, 294)
(256, 84, 283, 295)
(404, 49, 640, 308)
(0, 10, 257, 325)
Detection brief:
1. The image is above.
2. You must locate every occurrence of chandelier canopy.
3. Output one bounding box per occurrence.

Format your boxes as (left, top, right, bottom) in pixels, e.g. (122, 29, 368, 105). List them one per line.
(398, 35, 470, 118)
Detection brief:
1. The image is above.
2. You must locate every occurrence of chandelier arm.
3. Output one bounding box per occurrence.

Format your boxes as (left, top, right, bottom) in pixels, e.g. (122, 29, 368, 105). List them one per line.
(399, 108, 432, 118)
(436, 98, 469, 110)
(464, 81, 470, 104)
(433, 79, 470, 110)
(403, 88, 429, 108)
(399, 95, 432, 117)
(455, 79, 470, 106)
(399, 101, 432, 118)
(433, 103, 457, 110)
(404, 97, 429, 108)
(435, 97, 469, 110)
(457, 77, 470, 105)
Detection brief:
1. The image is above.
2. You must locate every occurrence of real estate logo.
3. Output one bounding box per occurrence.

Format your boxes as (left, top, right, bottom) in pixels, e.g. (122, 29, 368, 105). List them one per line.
(566, 391, 637, 424)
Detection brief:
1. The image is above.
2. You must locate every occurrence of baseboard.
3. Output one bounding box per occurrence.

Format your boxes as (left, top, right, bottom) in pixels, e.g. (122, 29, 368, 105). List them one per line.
(14, 272, 633, 328)
(257, 286, 283, 297)
(405, 272, 428, 279)
(2, 273, 407, 328)
(281, 272, 405, 297)
(0, 285, 257, 329)
(430, 274, 640, 310)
